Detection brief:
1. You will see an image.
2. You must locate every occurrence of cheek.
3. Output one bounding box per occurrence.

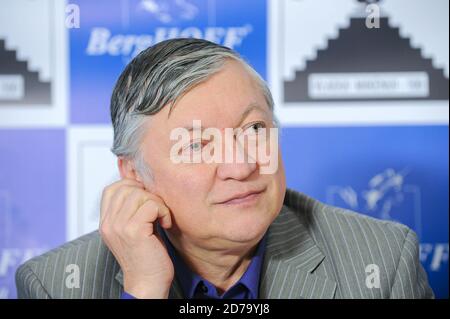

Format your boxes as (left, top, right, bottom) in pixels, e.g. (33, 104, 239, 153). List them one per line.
(156, 165, 214, 227)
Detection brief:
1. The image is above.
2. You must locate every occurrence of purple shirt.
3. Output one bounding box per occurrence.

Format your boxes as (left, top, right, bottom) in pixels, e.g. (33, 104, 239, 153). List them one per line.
(122, 228, 267, 299)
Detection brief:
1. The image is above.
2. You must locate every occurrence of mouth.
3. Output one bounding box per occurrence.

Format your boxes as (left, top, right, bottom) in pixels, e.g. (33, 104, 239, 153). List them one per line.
(216, 188, 266, 206)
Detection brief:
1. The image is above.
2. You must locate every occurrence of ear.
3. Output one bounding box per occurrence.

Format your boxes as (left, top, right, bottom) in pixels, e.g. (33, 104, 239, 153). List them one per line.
(117, 157, 144, 183)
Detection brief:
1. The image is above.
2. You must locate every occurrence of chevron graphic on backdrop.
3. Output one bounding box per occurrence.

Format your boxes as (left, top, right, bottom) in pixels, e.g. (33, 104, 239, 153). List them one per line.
(284, 17, 449, 102)
(0, 39, 51, 105)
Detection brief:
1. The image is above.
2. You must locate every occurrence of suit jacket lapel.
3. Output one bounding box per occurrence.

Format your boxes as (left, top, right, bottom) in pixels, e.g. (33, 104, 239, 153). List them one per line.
(260, 205, 337, 299)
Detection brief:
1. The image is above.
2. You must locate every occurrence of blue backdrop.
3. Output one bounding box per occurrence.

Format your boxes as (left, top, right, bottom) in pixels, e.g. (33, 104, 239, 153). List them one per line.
(0, 0, 448, 298)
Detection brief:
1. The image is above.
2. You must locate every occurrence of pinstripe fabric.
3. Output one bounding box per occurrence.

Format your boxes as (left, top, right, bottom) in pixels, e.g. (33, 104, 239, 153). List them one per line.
(15, 188, 434, 299)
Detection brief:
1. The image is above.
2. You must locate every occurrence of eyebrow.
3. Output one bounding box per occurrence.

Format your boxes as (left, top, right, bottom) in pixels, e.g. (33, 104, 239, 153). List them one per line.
(236, 103, 270, 127)
(179, 102, 270, 132)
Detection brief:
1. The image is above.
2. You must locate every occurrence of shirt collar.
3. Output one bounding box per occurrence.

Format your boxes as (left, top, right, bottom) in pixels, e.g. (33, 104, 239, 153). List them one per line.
(158, 226, 267, 299)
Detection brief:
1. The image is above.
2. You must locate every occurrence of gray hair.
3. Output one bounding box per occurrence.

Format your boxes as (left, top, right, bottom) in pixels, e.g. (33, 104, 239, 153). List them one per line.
(110, 38, 274, 180)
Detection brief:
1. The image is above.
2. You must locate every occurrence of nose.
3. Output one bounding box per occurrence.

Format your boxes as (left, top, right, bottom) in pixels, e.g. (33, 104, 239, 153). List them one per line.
(216, 137, 257, 181)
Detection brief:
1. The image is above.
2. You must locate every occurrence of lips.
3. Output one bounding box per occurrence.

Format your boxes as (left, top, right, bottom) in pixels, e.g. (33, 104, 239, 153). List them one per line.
(215, 188, 266, 205)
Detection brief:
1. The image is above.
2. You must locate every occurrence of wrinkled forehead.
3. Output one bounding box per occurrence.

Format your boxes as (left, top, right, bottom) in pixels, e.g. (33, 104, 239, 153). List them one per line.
(164, 61, 272, 128)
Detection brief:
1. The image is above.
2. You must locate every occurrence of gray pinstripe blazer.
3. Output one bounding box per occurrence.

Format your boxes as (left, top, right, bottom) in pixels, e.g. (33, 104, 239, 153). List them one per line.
(15, 189, 434, 299)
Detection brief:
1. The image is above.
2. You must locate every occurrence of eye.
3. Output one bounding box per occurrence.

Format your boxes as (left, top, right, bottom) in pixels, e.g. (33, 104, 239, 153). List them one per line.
(190, 141, 202, 152)
(243, 121, 266, 135)
(183, 140, 205, 154)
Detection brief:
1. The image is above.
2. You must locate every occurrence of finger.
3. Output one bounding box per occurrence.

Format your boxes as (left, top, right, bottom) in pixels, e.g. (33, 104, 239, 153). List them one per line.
(129, 198, 172, 230)
(117, 190, 172, 228)
(139, 194, 172, 229)
(107, 186, 146, 229)
(123, 217, 155, 241)
(101, 184, 144, 227)
(103, 179, 144, 208)
(100, 179, 144, 223)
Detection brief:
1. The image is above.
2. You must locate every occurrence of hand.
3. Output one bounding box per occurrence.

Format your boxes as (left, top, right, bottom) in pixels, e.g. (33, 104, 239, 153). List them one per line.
(99, 178, 174, 298)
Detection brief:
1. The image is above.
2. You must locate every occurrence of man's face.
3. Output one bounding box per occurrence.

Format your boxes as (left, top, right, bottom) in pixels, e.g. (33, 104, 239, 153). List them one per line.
(140, 60, 286, 248)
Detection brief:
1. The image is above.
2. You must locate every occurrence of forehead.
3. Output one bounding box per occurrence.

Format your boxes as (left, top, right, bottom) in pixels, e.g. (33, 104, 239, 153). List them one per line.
(163, 60, 269, 129)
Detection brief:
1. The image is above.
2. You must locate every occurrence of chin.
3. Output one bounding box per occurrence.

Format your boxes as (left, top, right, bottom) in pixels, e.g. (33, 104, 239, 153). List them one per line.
(217, 208, 275, 243)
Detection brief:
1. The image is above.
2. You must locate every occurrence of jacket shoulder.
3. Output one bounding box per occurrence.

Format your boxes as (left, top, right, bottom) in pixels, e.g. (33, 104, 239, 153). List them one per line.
(283, 188, 412, 243)
(280, 188, 427, 298)
(15, 231, 122, 299)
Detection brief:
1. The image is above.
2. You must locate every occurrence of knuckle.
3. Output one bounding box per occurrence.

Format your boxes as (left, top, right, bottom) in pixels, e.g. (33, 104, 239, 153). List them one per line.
(121, 186, 142, 202)
(145, 202, 159, 218)
(130, 188, 144, 199)
(112, 222, 123, 236)
(99, 222, 111, 237)
(123, 223, 139, 240)
(116, 185, 130, 195)
(101, 186, 112, 200)
(122, 224, 133, 238)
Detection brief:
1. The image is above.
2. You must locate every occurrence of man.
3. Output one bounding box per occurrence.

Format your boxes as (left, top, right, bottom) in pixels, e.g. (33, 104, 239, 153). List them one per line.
(16, 38, 433, 299)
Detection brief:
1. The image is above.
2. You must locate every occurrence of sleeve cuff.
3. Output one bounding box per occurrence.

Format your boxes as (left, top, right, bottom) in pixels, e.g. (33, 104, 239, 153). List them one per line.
(121, 291, 137, 299)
